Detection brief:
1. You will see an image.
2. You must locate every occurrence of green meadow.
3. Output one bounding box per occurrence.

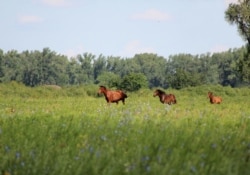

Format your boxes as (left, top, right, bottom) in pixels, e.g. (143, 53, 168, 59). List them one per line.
(0, 82, 250, 175)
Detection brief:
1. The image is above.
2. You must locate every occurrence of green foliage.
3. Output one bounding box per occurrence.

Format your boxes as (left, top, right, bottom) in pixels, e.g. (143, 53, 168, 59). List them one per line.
(81, 84, 99, 97)
(96, 72, 121, 88)
(225, 0, 250, 45)
(239, 52, 250, 83)
(76, 53, 95, 83)
(0, 49, 4, 79)
(0, 47, 249, 88)
(119, 73, 148, 92)
(132, 53, 167, 88)
(170, 69, 202, 89)
(225, 0, 250, 83)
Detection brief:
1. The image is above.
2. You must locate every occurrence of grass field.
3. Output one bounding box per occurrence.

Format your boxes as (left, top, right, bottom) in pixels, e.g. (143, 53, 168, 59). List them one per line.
(0, 82, 250, 175)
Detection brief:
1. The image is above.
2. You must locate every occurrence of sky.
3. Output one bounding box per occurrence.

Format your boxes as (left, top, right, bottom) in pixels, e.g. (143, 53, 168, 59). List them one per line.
(0, 0, 245, 58)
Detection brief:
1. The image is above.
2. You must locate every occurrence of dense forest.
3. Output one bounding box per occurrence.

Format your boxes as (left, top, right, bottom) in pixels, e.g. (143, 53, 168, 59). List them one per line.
(0, 46, 249, 91)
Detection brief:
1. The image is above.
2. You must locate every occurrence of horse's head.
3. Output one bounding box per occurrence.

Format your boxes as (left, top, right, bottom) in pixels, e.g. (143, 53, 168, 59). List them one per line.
(98, 86, 107, 95)
(153, 89, 160, 97)
(207, 91, 213, 98)
(153, 89, 165, 97)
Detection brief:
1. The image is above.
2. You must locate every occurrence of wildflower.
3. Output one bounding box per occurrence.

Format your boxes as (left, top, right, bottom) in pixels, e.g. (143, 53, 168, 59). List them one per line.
(100, 135, 107, 141)
(190, 166, 197, 173)
(4, 146, 10, 153)
(15, 152, 21, 159)
(20, 161, 25, 167)
(211, 143, 217, 149)
(146, 166, 151, 172)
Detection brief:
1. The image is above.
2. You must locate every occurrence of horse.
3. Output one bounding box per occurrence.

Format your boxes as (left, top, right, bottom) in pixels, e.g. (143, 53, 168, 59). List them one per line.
(207, 91, 222, 104)
(98, 86, 128, 105)
(153, 89, 177, 105)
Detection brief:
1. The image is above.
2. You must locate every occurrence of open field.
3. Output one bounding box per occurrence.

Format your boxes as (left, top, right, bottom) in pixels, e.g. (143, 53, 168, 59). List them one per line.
(0, 83, 250, 175)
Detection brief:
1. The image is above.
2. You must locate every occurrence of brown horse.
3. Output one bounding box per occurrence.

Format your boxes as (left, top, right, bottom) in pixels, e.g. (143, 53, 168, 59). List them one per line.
(207, 91, 222, 104)
(98, 86, 128, 105)
(153, 89, 177, 105)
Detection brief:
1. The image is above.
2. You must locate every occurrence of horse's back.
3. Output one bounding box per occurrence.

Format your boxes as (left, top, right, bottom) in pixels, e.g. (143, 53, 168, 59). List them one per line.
(215, 96, 222, 104)
(108, 90, 127, 102)
(211, 96, 222, 104)
(163, 94, 177, 105)
(116, 90, 127, 99)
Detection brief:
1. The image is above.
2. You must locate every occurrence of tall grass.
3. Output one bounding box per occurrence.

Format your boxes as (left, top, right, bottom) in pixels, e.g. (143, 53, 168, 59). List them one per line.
(0, 83, 249, 175)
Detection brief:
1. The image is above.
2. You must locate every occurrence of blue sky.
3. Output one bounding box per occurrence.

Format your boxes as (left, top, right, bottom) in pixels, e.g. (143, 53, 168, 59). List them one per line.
(0, 0, 244, 58)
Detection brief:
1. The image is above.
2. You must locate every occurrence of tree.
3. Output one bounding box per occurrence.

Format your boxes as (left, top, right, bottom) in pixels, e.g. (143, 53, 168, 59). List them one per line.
(225, 0, 250, 45)
(170, 69, 202, 89)
(166, 54, 204, 88)
(0, 49, 4, 79)
(93, 54, 106, 80)
(36, 48, 68, 85)
(119, 73, 148, 92)
(21, 50, 40, 86)
(1, 50, 24, 82)
(77, 53, 95, 83)
(199, 53, 219, 85)
(96, 72, 121, 88)
(132, 53, 167, 88)
(67, 58, 81, 85)
(225, 0, 250, 82)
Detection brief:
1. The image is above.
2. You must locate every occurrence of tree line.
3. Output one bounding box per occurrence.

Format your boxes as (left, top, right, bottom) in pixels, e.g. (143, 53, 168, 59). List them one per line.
(0, 46, 249, 91)
(0, 0, 249, 91)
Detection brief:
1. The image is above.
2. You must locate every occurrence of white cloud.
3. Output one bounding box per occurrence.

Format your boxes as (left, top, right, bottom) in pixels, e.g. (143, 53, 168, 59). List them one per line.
(122, 40, 155, 57)
(40, 0, 71, 7)
(18, 15, 43, 24)
(131, 9, 171, 22)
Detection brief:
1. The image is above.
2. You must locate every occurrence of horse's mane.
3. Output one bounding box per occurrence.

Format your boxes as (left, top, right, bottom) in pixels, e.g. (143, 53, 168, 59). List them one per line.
(99, 85, 107, 89)
(208, 91, 213, 96)
(99, 86, 126, 94)
(156, 89, 166, 94)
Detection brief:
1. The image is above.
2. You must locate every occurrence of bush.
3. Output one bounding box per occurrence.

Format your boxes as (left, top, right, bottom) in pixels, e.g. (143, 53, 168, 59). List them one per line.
(119, 73, 148, 92)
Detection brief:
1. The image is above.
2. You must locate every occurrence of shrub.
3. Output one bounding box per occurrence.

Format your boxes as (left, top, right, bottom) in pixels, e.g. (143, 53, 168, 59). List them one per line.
(119, 73, 148, 92)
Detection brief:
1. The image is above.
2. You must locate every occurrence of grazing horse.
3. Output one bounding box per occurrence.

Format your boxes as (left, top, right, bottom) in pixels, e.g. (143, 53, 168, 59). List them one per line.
(153, 89, 177, 105)
(207, 91, 222, 104)
(98, 86, 128, 105)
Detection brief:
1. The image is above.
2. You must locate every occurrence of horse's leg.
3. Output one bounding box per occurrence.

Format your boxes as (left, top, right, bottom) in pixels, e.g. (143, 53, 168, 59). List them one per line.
(107, 99, 112, 106)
